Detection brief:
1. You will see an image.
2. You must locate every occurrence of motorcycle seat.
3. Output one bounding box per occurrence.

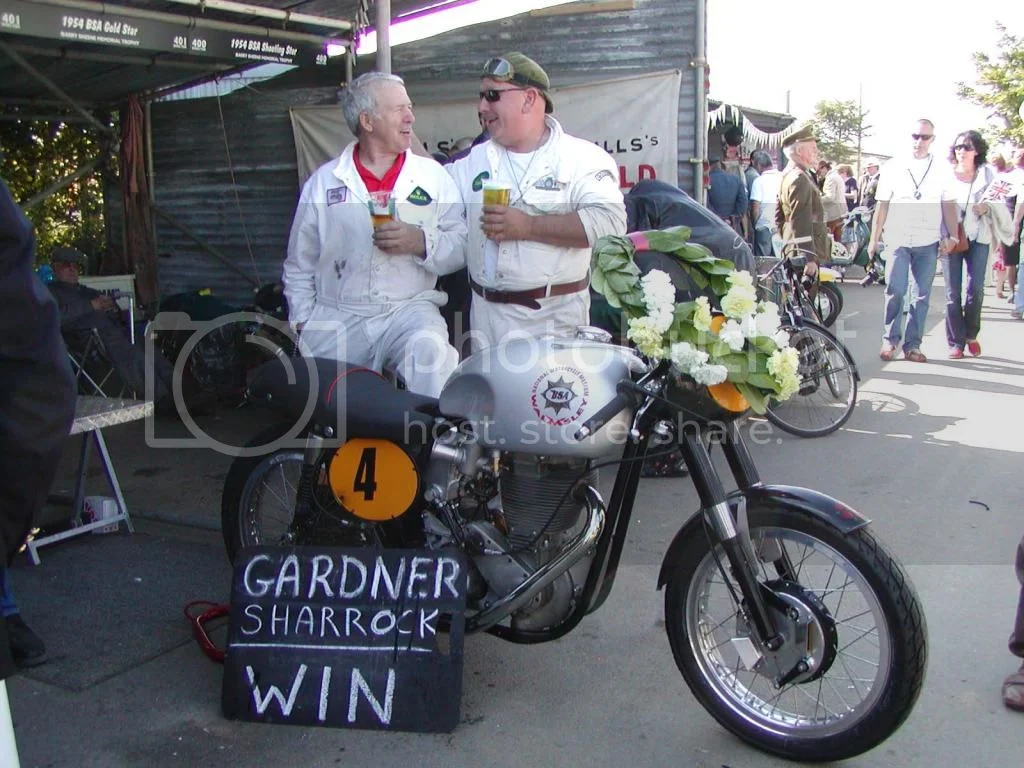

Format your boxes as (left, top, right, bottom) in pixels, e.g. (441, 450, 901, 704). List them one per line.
(247, 356, 440, 444)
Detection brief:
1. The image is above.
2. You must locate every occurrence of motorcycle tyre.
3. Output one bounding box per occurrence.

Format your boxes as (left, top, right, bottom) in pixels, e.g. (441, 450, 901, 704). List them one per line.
(221, 422, 310, 564)
(663, 506, 927, 762)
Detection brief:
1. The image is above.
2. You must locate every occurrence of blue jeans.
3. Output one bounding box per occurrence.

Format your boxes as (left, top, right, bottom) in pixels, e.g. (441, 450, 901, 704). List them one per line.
(943, 240, 989, 348)
(0, 568, 18, 618)
(883, 243, 938, 352)
(754, 227, 774, 257)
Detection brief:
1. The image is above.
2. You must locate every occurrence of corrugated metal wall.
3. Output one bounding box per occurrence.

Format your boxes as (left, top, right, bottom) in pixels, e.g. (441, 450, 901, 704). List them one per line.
(150, 0, 699, 305)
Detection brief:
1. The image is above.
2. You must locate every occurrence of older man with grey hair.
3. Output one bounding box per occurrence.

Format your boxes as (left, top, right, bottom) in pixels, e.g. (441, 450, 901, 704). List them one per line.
(283, 71, 467, 396)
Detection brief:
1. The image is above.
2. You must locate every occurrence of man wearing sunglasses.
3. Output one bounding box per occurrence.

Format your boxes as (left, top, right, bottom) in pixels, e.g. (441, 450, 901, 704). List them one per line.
(869, 119, 959, 363)
(448, 53, 626, 350)
(284, 72, 467, 396)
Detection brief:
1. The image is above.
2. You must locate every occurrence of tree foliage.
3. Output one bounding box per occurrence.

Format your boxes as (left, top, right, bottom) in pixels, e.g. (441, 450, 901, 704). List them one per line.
(812, 99, 872, 164)
(957, 23, 1024, 146)
(0, 110, 112, 267)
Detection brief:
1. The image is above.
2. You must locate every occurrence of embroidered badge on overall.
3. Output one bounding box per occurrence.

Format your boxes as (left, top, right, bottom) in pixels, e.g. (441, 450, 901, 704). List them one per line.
(471, 171, 490, 192)
(534, 176, 567, 191)
(407, 187, 433, 205)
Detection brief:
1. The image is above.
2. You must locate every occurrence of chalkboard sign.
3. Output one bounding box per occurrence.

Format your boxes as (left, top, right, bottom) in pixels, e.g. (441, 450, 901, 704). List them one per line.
(222, 546, 467, 733)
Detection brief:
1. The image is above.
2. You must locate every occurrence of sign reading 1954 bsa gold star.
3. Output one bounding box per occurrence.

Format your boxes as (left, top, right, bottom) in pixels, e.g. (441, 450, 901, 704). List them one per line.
(222, 546, 467, 733)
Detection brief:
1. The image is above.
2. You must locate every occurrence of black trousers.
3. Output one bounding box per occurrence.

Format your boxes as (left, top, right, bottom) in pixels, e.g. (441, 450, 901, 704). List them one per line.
(1010, 534, 1024, 660)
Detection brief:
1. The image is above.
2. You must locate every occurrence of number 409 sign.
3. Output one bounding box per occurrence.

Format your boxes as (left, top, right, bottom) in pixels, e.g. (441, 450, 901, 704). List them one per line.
(328, 439, 419, 521)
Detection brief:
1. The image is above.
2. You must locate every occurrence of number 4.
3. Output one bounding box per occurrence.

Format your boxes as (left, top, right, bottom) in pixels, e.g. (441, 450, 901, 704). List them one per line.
(353, 447, 377, 501)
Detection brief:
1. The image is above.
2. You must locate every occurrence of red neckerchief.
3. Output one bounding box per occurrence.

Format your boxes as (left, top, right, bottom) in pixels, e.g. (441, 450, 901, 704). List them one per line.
(354, 146, 406, 193)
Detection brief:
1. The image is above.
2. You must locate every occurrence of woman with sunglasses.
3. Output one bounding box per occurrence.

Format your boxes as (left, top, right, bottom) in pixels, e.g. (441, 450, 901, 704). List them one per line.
(943, 130, 996, 358)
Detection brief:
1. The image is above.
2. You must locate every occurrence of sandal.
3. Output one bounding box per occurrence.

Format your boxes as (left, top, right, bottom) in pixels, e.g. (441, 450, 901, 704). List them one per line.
(966, 340, 981, 357)
(879, 344, 896, 362)
(1002, 665, 1024, 712)
(1012, 311, 1023, 320)
(904, 349, 927, 363)
(948, 347, 964, 359)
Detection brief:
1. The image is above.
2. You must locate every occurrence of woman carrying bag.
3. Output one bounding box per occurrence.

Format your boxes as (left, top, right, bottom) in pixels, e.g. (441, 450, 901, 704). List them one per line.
(943, 131, 997, 358)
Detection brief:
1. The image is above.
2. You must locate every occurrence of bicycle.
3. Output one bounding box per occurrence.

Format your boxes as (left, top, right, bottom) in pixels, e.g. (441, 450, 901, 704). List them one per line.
(767, 234, 844, 327)
(755, 240, 860, 438)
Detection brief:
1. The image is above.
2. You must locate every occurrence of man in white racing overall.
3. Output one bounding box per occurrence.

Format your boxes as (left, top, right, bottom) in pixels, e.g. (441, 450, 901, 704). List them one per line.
(448, 53, 627, 351)
(283, 72, 466, 396)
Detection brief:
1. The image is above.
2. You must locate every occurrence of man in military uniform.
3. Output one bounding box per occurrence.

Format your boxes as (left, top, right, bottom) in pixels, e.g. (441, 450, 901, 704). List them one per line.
(775, 124, 830, 283)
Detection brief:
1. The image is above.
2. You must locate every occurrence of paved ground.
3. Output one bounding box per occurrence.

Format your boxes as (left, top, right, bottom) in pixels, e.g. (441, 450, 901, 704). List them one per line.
(6, 273, 1024, 767)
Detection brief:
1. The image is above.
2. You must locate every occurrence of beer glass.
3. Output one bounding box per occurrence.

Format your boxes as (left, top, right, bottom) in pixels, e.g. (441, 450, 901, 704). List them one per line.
(482, 182, 511, 207)
(367, 191, 395, 229)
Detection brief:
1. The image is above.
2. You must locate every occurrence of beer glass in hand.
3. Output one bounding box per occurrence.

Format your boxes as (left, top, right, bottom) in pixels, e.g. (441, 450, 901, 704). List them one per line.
(368, 191, 395, 229)
(482, 182, 511, 207)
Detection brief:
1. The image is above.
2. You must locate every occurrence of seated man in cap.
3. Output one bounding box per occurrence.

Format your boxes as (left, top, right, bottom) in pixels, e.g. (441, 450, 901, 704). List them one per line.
(448, 52, 627, 350)
(775, 124, 831, 284)
(48, 247, 172, 403)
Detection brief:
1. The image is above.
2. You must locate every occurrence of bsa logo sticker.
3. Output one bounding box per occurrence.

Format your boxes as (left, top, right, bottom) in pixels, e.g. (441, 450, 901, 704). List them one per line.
(471, 171, 490, 191)
(530, 366, 590, 427)
(407, 186, 433, 205)
(326, 186, 348, 206)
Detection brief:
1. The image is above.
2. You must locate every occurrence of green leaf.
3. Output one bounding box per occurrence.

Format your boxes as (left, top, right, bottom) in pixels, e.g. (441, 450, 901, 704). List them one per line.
(752, 335, 781, 354)
(643, 227, 692, 252)
(680, 263, 709, 289)
(746, 372, 780, 391)
(735, 383, 768, 415)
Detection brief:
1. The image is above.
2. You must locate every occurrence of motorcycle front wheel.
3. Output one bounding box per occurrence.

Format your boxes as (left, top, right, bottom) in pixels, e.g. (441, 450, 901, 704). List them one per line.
(664, 506, 927, 762)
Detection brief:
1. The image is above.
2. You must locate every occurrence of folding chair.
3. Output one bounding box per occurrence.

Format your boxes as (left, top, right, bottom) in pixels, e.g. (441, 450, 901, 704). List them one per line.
(63, 328, 127, 398)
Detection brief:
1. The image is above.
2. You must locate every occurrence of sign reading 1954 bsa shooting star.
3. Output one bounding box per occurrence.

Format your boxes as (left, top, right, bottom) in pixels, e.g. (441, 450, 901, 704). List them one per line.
(222, 546, 468, 733)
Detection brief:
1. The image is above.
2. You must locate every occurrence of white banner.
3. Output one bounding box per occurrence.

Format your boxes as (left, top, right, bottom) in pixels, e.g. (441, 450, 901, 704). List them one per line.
(289, 69, 681, 190)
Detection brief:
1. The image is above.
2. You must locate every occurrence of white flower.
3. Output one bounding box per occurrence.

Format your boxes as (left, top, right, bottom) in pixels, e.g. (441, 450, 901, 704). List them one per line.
(691, 363, 729, 386)
(649, 307, 674, 334)
(627, 316, 667, 359)
(670, 340, 709, 372)
(718, 319, 747, 352)
(641, 270, 676, 315)
(771, 329, 791, 349)
(692, 296, 713, 332)
(721, 285, 757, 319)
(727, 271, 756, 292)
(753, 305, 782, 338)
(768, 347, 801, 399)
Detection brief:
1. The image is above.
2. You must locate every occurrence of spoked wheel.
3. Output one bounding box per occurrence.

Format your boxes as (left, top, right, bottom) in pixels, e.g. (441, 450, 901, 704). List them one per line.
(664, 506, 927, 762)
(766, 321, 857, 438)
(220, 424, 367, 563)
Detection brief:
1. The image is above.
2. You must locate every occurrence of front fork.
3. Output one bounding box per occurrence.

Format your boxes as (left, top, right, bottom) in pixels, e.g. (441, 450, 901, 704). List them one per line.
(678, 423, 786, 651)
(287, 431, 326, 542)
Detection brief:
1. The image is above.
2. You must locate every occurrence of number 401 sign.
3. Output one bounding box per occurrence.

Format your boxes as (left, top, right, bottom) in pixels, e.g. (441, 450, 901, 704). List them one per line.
(327, 439, 419, 521)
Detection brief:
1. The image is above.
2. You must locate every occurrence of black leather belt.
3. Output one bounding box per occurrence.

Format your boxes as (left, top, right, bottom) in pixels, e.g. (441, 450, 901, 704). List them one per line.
(469, 274, 590, 310)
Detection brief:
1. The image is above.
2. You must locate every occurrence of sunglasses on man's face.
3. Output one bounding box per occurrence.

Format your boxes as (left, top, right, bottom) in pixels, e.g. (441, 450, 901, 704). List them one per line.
(911, 133, 934, 141)
(954, 143, 976, 152)
(479, 88, 527, 103)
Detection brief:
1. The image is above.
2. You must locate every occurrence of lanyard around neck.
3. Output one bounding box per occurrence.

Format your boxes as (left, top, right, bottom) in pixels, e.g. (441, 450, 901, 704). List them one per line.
(907, 156, 933, 200)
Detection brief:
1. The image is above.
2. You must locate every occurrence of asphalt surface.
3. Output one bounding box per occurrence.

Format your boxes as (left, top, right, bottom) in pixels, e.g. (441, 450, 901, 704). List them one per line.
(6, 271, 1023, 767)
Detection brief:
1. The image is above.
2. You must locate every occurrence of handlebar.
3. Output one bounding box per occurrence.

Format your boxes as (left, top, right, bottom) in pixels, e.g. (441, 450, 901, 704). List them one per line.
(574, 380, 643, 441)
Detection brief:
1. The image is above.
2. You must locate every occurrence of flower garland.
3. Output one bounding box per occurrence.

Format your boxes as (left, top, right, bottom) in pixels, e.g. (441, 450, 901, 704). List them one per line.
(591, 226, 800, 414)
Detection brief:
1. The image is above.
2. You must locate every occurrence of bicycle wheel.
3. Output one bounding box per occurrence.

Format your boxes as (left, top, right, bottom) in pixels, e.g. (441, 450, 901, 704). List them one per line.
(799, 282, 843, 327)
(766, 321, 858, 438)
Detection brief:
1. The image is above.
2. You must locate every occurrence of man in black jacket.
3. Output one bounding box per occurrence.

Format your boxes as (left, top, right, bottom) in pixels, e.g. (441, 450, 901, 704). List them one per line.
(48, 247, 172, 403)
(0, 177, 77, 679)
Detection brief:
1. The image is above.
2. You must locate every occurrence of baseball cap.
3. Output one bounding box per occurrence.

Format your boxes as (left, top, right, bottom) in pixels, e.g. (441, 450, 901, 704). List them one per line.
(51, 246, 86, 265)
(482, 53, 553, 113)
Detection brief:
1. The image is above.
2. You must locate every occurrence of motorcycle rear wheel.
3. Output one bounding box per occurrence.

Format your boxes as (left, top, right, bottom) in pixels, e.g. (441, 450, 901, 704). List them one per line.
(220, 423, 368, 563)
(664, 506, 927, 762)
(802, 282, 843, 328)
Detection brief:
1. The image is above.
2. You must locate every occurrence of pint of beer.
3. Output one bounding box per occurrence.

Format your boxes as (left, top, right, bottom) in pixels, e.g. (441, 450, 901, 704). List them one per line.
(368, 191, 395, 229)
(482, 182, 511, 207)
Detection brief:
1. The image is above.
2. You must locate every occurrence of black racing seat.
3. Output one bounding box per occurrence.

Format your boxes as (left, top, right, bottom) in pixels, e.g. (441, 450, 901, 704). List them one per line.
(247, 356, 441, 445)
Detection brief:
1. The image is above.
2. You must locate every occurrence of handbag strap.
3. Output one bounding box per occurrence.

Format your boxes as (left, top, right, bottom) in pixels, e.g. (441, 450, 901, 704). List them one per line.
(961, 171, 977, 223)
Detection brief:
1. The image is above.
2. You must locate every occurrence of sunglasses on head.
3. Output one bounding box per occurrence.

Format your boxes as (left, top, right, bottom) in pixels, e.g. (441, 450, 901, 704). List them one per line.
(479, 87, 527, 103)
(911, 133, 934, 141)
(481, 57, 547, 90)
(954, 143, 975, 151)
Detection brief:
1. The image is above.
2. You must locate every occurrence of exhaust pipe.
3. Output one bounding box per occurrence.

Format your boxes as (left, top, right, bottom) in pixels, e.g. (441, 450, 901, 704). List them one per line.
(466, 485, 606, 633)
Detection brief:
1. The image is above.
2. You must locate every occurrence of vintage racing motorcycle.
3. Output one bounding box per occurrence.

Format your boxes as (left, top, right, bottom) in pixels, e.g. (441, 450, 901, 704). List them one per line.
(222, 331, 926, 762)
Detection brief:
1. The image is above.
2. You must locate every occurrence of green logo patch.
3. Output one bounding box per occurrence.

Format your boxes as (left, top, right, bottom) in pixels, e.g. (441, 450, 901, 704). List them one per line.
(407, 186, 432, 205)
(471, 171, 490, 192)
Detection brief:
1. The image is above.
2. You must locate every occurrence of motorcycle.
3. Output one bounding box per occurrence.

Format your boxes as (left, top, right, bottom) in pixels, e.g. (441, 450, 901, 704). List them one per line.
(222, 331, 927, 762)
